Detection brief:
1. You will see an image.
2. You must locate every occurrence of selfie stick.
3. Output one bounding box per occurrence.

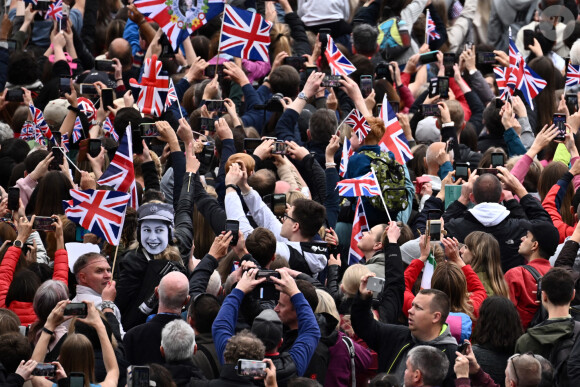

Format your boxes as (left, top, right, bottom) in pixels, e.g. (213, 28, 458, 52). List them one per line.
(58, 146, 81, 173)
(370, 166, 392, 222)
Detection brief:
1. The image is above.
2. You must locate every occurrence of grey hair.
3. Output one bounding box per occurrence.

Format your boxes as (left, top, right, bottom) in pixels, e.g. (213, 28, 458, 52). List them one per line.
(352, 24, 379, 55)
(33, 280, 69, 321)
(206, 270, 221, 296)
(161, 319, 195, 362)
(407, 345, 449, 386)
(0, 123, 14, 143)
(571, 39, 580, 66)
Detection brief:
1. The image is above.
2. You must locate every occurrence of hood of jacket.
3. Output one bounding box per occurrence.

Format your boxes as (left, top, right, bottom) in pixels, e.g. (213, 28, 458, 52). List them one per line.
(366, 252, 385, 266)
(412, 323, 458, 347)
(469, 202, 510, 227)
(316, 312, 339, 346)
(164, 359, 206, 385)
(525, 318, 576, 345)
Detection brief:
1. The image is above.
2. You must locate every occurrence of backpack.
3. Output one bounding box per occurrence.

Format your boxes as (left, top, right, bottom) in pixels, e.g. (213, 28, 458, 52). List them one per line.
(377, 17, 411, 61)
(523, 265, 548, 329)
(360, 150, 408, 212)
(550, 321, 580, 387)
(342, 336, 356, 387)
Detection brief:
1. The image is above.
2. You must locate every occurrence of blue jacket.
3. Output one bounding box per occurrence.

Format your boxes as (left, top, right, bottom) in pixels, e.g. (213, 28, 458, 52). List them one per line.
(344, 144, 382, 179)
(212, 288, 320, 376)
(240, 84, 272, 132)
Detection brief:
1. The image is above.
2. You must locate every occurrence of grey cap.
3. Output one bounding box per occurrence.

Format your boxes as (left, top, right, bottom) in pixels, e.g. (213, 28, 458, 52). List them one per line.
(251, 309, 283, 351)
(137, 202, 175, 224)
(415, 117, 441, 145)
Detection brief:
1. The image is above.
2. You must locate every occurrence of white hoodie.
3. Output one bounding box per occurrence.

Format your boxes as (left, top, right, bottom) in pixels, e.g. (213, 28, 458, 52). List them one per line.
(468, 202, 510, 227)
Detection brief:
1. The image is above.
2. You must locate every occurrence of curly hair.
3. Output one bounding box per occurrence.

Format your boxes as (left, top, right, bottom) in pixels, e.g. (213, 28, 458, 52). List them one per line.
(223, 330, 265, 364)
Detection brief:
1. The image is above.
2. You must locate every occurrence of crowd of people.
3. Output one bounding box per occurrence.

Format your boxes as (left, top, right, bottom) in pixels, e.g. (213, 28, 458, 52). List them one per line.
(3, 0, 580, 386)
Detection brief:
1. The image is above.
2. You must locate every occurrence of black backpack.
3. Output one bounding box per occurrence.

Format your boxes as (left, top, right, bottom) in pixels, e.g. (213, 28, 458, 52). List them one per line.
(550, 321, 580, 387)
(523, 265, 548, 329)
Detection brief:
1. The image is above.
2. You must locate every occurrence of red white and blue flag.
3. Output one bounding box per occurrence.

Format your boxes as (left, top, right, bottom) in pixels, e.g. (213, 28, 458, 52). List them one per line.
(73, 116, 83, 143)
(349, 197, 369, 265)
(506, 38, 524, 94)
(62, 133, 69, 152)
(45, 0, 63, 21)
(339, 139, 353, 178)
(77, 97, 97, 123)
(134, 0, 225, 50)
(337, 171, 382, 197)
(97, 125, 139, 209)
(344, 109, 371, 142)
(378, 96, 413, 163)
(130, 55, 169, 117)
(165, 78, 178, 109)
(29, 104, 55, 145)
(566, 63, 580, 87)
(426, 10, 440, 44)
(103, 117, 119, 142)
(494, 67, 510, 100)
(219, 5, 272, 62)
(62, 189, 130, 246)
(325, 35, 356, 76)
(20, 121, 35, 141)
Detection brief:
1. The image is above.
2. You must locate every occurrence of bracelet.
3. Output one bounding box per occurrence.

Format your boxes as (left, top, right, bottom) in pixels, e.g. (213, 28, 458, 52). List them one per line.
(42, 327, 54, 335)
(441, 122, 455, 128)
(325, 162, 336, 167)
(226, 184, 237, 190)
(116, 78, 123, 82)
(67, 106, 80, 114)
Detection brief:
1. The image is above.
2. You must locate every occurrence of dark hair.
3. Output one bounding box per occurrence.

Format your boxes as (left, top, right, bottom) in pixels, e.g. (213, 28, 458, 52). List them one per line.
(105, 20, 127, 55)
(291, 199, 326, 239)
(114, 107, 142, 138)
(472, 296, 523, 353)
(288, 378, 323, 387)
(269, 65, 301, 99)
(191, 35, 211, 61)
(529, 56, 556, 131)
(24, 149, 49, 174)
(407, 144, 427, 180)
(142, 189, 166, 204)
(72, 316, 113, 351)
(248, 169, 276, 197)
(7, 51, 38, 86)
(352, 24, 378, 56)
(478, 147, 507, 169)
(148, 363, 177, 387)
(534, 354, 554, 387)
(482, 100, 504, 138)
(73, 252, 105, 276)
(542, 268, 575, 306)
(6, 269, 41, 307)
(295, 279, 318, 311)
(34, 171, 73, 216)
(188, 293, 221, 334)
(246, 228, 276, 268)
(223, 330, 265, 363)
(309, 109, 337, 143)
(0, 138, 30, 164)
(9, 106, 30, 137)
(460, 124, 478, 152)
(8, 162, 26, 188)
(418, 289, 450, 324)
(368, 373, 401, 387)
(472, 174, 503, 203)
(0, 333, 32, 373)
(0, 308, 20, 335)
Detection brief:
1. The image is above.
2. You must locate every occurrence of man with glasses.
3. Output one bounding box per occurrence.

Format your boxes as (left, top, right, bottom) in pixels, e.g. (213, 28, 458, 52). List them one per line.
(454, 344, 541, 387)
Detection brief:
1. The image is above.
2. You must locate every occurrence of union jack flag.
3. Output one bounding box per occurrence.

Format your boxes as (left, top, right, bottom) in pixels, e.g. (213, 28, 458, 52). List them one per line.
(349, 197, 369, 265)
(134, 0, 224, 50)
(20, 121, 35, 141)
(165, 78, 178, 109)
(62, 133, 69, 152)
(77, 97, 97, 123)
(103, 117, 119, 141)
(130, 55, 169, 117)
(566, 63, 580, 87)
(219, 5, 272, 62)
(45, 0, 63, 21)
(73, 116, 83, 143)
(339, 139, 353, 178)
(517, 64, 547, 110)
(506, 38, 523, 95)
(426, 10, 440, 44)
(378, 95, 413, 163)
(34, 126, 46, 146)
(337, 171, 382, 197)
(62, 189, 130, 246)
(494, 67, 510, 100)
(29, 104, 55, 144)
(325, 35, 356, 76)
(344, 109, 371, 142)
(97, 125, 139, 209)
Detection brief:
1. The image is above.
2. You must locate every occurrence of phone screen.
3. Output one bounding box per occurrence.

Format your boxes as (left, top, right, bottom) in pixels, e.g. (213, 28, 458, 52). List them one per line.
(491, 153, 505, 168)
(322, 75, 342, 88)
(225, 220, 239, 246)
(477, 52, 497, 65)
(455, 164, 469, 181)
(428, 221, 441, 241)
(360, 76, 373, 98)
(7, 187, 19, 211)
(523, 30, 534, 49)
(366, 277, 385, 292)
(80, 84, 98, 96)
(59, 77, 71, 96)
(272, 141, 288, 155)
(95, 60, 115, 72)
(421, 104, 440, 117)
(5, 89, 24, 102)
(88, 140, 101, 158)
(32, 216, 56, 231)
(140, 123, 159, 138)
(64, 303, 88, 317)
(553, 114, 567, 141)
(566, 94, 578, 113)
(69, 373, 85, 387)
(443, 53, 455, 77)
(428, 78, 439, 98)
(419, 51, 439, 64)
(438, 77, 449, 99)
(237, 359, 267, 378)
(50, 147, 64, 170)
(205, 100, 226, 113)
(283, 56, 306, 71)
(244, 138, 262, 154)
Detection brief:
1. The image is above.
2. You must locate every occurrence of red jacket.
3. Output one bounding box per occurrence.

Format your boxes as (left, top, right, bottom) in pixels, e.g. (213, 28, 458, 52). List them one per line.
(403, 260, 487, 318)
(0, 246, 69, 326)
(543, 183, 575, 243)
(504, 258, 552, 330)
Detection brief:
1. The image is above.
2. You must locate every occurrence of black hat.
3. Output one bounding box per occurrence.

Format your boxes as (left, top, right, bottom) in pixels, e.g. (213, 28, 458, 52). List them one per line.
(526, 222, 560, 258)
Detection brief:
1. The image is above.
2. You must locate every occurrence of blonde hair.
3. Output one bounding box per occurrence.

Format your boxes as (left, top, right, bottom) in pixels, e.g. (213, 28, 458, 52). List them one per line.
(59, 333, 95, 387)
(341, 264, 371, 296)
(269, 23, 293, 59)
(464, 231, 509, 298)
(315, 289, 340, 329)
(285, 190, 306, 205)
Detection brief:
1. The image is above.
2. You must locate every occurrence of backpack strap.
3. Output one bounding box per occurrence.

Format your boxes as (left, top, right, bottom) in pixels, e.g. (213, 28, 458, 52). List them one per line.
(523, 265, 542, 302)
(196, 343, 220, 379)
(342, 336, 356, 387)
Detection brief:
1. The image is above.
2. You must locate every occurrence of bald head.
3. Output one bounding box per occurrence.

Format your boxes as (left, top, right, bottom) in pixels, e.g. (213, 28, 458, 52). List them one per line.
(108, 38, 133, 70)
(158, 272, 190, 312)
(472, 174, 503, 204)
(425, 142, 447, 173)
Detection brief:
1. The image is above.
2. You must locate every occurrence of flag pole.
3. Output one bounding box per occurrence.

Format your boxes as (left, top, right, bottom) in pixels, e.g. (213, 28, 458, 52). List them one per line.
(425, 10, 429, 46)
(110, 244, 120, 278)
(58, 146, 81, 173)
(370, 166, 392, 222)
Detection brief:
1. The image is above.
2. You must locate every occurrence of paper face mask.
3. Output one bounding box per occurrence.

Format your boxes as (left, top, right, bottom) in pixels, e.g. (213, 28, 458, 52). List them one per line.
(140, 219, 169, 255)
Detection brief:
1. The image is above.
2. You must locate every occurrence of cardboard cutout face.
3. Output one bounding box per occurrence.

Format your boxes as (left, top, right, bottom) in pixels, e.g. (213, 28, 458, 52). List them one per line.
(140, 219, 169, 255)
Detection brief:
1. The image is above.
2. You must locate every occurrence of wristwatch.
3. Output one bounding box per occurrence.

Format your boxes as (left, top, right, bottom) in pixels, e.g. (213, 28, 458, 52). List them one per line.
(100, 301, 116, 311)
(298, 91, 309, 101)
(13, 240, 23, 249)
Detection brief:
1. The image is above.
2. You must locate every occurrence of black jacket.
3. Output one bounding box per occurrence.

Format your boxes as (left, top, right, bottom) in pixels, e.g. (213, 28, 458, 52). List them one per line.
(191, 333, 221, 381)
(190, 364, 257, 387)
(124, 313, 182, 365)
(163, 359, 206, 387)
(442, 194, 552, 272)
(0, 364, 24, 387)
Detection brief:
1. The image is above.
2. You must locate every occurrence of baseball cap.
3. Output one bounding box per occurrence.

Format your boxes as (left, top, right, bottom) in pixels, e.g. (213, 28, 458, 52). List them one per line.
(526, 222, 560, 258)
(43, 98, 70, 126)
(415, 117, 441, 145)
(251, 309, 283, 351)
(137, 202, 175, 223)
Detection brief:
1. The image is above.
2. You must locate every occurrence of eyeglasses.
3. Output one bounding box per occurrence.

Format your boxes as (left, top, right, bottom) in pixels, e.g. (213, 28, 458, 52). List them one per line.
(508, 354, 521, 385)
(283, 213, 299, 223)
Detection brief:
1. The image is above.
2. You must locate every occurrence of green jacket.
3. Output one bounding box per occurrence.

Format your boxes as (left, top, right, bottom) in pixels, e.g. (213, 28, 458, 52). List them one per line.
(515, 317, 576, 359)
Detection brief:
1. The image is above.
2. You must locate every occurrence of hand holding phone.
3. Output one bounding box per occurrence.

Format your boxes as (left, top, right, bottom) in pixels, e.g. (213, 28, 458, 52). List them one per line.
(225, 220, 239, 246)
